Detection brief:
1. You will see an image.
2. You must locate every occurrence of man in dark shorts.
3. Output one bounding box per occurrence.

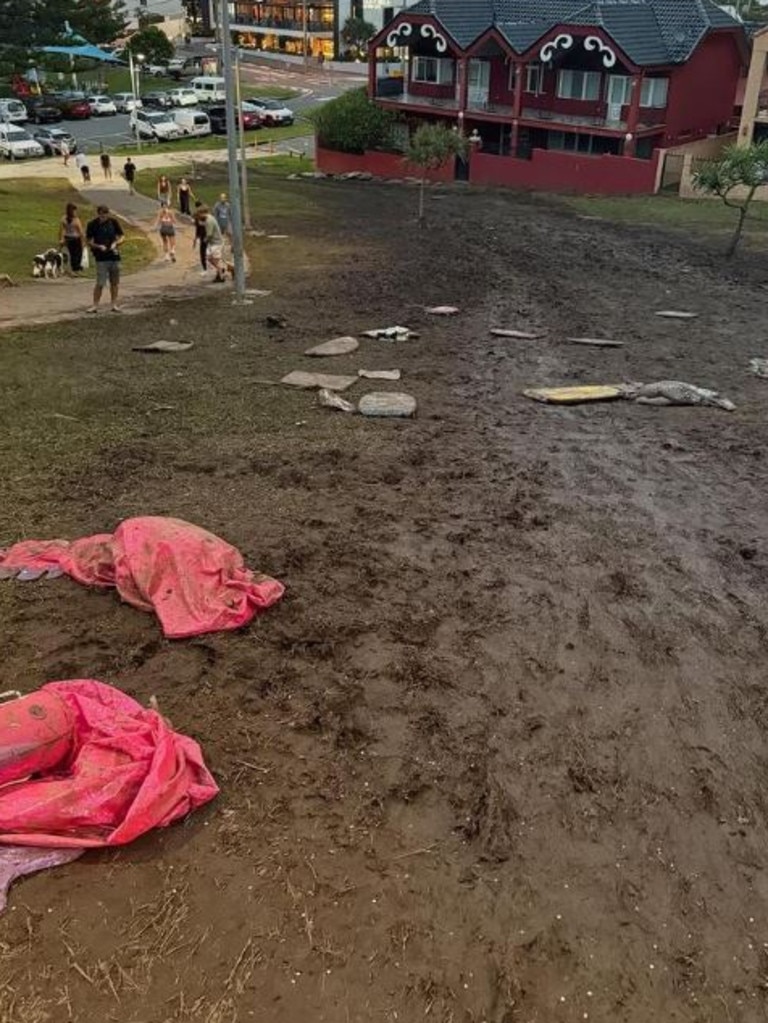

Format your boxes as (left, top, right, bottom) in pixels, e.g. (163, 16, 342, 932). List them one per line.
(123, 157, 136, 195)
(193, 199, 208, 274)
(85, 205, 124, 313)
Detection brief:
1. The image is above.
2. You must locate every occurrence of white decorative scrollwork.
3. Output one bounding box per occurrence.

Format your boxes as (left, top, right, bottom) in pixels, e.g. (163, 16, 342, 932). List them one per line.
(386, 21, 413, 48)
(540, 33, 573, 63)
(421, 23, 448, 53)
(584, 35, 617, 68)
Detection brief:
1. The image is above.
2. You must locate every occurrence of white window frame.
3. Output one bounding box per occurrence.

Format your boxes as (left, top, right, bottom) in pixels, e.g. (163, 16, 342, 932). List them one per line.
(412, 56, 454, 86)
(641, 77, 668, 108)
(522, 63, 543, 95)
(557, 69, 601, 101)
(607, 75, 633, 106)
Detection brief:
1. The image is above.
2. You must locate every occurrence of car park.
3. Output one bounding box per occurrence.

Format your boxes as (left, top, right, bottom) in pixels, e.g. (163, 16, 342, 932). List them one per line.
(88, 95, 117, 116)
(0, 98, 29, 123)
(24, 98, 63, 124)
(30, 126, 77, 156)
(141, 91, 173, 110)
(207, 104, 262, 134)
(242, 98, 294, 127)
(167, 87, 199, 107)
(0, 123, 45, 159)
(113, 93, 143, 113)
(173, 108, 212, 137)
(131, 109, 184, 141)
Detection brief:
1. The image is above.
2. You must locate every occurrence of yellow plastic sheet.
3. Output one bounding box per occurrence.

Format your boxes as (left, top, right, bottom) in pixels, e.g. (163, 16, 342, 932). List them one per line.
(523, 385, 623, 405)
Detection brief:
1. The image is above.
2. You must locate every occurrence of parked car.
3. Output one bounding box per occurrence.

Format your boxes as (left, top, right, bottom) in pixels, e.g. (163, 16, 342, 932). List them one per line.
(142, 63, 169, 78)
(141, 91, 173, 110)
(190, 76, 227, 103)
(168, 57, 203, 80)
(207, 104, 262, 134)
(0, 98, 29, 123)
(242, 98, 294, 127)
(131, 109, 184, 141)
(49, 93, 92, 119)
(113, 92, 143, 113)
(173, 108, 212, 137)
(0, 123, 45, 159)
(167, 87, 198, 107)
(30, 126, 77, 156)
(88, 95, 117, 116)
(24, 98, 63, 124)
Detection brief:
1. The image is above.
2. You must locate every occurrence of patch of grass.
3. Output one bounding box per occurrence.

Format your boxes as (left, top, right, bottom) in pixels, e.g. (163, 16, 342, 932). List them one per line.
(0, 178, 154, 281)
(79, 67, 300, 102)
(562, 193, 768, 247)
(116, 121, 311, 156)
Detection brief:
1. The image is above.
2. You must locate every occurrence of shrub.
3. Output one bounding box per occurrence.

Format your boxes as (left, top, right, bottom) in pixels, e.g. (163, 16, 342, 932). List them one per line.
(309, 88, 395, 154)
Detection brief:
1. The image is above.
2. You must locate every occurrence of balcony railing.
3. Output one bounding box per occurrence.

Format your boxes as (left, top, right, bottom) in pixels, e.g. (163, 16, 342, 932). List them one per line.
(232, 16, 332, 32)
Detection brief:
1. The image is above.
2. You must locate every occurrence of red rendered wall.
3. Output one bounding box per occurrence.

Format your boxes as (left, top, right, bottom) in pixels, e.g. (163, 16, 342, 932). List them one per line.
(664, 31, 742, 142)
(468, 148, 660, 194)
(315, 146, 455, 182)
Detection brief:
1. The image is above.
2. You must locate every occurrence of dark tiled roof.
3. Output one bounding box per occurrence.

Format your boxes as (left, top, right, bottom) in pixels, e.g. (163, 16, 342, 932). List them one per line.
(405, 0, 743, 64)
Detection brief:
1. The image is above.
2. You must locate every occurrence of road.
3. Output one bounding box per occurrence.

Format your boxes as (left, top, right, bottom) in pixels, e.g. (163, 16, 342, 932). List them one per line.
(45, 60, 364, 155)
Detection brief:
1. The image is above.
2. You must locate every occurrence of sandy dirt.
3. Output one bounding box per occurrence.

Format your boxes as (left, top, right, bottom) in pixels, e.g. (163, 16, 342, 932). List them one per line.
(1, 178, 768, 1023)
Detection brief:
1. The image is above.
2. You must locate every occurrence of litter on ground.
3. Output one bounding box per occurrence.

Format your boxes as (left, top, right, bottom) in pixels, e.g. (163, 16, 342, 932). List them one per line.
(426, 306, 460, 316)
(620, 380, 735, 410)
(318, 388, 356, 412)
(490, 328, 543, 339)
(749, 358, 768, 378)
(0, 516, 284, 639)
(362, 326, 419, 341)
(0, 680, 218, 851)
(567, 337, 625, 348)
(281, 370, 358, 391)
(655, 310, 698, 319)
(359, 392, 417, 417)
(305, 336, 360, 357)
(358, 369, 402, 381)
(523, 385, 623, 404)
(132, 340, 194, 353)
(0, 846, 82, 914)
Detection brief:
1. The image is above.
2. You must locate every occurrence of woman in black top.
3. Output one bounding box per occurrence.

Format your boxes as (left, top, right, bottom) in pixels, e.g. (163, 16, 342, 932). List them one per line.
(192, 201, 208, 272)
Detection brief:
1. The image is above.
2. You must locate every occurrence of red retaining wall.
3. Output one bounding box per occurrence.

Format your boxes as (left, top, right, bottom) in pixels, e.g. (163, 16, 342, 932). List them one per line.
(315, 146, 454, 182)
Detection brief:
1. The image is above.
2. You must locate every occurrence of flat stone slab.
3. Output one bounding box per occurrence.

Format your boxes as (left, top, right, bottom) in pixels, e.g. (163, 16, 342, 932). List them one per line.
(358, 369, 401, 380)
(359, 392, 417, 417)
(567, 337, 625, 348)
(281, 370, 357, 392)
(490, 328, 543, 339)
(426, 305, 460, 316)
(305, 336, 359, 357)
(523, 385, 623, 405)
(655, 310, 698, 319)
(132, 340, 194, 353)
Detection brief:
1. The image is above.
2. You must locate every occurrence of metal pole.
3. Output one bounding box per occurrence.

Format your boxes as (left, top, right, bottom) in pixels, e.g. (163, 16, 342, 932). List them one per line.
(220, 0, 247, 299)
(129, 50, 142, 153)
(303, 0, 309, 67)
(235, 50, 252, 230)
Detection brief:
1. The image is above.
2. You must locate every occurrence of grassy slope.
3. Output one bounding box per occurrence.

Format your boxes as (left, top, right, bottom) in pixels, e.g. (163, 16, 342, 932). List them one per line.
(0, 179, 154, 281)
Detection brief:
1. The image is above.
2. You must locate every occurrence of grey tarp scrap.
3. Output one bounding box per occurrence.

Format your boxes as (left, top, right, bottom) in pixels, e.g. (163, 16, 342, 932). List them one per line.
(749, 358, 768, 378)
(132, 340, 194, 353)
(362, 326, 419, 341)
(358, 369, 402, 381)
(490, 328, 543, 339)
(281, 371, 358, 392)
(318, 388, 356, 412)
(567, 337, 625, 348)
(655, 310, 698, 320)
(620, 381, 735, 411)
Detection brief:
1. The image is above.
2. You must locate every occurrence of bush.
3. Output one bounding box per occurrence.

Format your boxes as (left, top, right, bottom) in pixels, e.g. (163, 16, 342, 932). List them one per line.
(309, 88, 395, 154)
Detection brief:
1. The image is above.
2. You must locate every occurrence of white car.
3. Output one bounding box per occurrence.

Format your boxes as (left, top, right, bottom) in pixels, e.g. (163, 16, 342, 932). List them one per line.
(88, 95, 117, 116)
(0, 98, 29, 123)
(167, 88, 198, 107)
(142, 63, 169, 77)
(0, 124, 44, 159)
(242, 98, 295, 127)
(113, 92, 143, 113)
(131, 109, 184, 141)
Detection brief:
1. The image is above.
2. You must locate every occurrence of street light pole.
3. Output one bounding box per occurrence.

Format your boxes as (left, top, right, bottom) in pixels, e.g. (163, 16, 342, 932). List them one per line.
(129, 50, 143, 152)
(303, 0, 309, 67)
(234, 49, 252, 231)
(220, 0, 247, 299)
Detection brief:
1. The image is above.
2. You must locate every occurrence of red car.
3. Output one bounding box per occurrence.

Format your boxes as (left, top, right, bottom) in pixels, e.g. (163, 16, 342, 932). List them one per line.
(207, 104, 262, 134)
(49, 93, 92, 119)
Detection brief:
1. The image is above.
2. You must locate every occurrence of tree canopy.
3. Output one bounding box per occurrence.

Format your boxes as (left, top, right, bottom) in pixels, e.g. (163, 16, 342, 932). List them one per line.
(341, 16, 377, 57)
(0, 0, 128, 67)
(125, 25, 174, 64)
(693, 141, 768, 257)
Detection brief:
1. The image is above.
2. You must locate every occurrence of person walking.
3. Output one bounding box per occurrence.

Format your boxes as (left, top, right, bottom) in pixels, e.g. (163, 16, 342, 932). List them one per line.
(58, 202, 85, 274)
(99, 148, 113, 180)
(196, 205, 225, 282)
(60, 140, 70, 167)
(157, 174, 172, 206)
(192, 199, 208, 274)
(212, 193, 232, 239)
(155, 202, 177, 262)
(75, 150, 91, 184)
(85, 205, 124, 313)
(177, 176, 195, 217)
(123, 157, 136, 195)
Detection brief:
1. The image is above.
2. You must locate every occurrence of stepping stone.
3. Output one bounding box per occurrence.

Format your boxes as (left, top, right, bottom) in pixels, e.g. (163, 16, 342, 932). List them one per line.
(567, 337, 625, 348)
(426, 305, 460, 316)
(132, 340, 194, 353)
(490, 328, 543, 339)
(281, 371, 357, 392)
(523, 385, 623, 405)
(655, 310, 698, 319)
(305, 336, 359, 357)
(358, 369, 401, 381)
(359, 392, 417, 417)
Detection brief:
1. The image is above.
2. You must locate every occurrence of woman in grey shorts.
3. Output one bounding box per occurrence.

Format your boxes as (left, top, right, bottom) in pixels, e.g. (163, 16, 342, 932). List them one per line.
(154, 202, 177, 262)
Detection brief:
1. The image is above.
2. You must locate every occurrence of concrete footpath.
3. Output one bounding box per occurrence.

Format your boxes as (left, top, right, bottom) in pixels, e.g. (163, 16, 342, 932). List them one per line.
(0, 146, 302, 332)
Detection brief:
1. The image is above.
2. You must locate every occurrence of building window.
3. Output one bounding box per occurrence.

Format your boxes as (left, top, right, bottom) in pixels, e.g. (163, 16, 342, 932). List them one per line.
(641, 77, 668, 108)
(607, 75, 633, 106)
(524, 63, 543, 94)
(412, 56, 454, 85)
(557, 69, 601, 101)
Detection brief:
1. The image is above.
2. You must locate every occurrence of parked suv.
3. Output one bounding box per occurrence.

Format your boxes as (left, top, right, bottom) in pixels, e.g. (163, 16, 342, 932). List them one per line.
(113, 92, 142, 113)
(131, 108, 184, 141)
(167, 87, 198, 107)
(242, 98, 294, 127)
(207, 104, 262, 134)
(0, 124, 44, 159)
(24, 97, 63, 124)
(31, 126, 77, 156)
(88, 95, 117, 116)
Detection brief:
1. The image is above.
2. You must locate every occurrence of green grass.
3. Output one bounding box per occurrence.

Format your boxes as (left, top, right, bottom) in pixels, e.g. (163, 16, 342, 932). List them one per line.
(115, 121, 312, 156)
(0, 178, 154, 281)
(562, 193, 768, 247)
(78, 67, 300, 102)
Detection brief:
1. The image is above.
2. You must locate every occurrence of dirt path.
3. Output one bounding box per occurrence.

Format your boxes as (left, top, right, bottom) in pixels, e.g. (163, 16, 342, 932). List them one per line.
(1, 178, 768, 1023)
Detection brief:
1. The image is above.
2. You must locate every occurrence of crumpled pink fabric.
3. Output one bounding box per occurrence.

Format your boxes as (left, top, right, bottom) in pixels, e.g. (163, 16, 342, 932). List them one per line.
(0, 679, 219, 849)
(0, 516, 284, 639)
(0, 847, 83, 912)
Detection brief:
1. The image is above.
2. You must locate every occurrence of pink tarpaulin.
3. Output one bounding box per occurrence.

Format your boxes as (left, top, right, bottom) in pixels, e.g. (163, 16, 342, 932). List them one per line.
(0, 516, 284, 638)
(0, 680, 219, 849)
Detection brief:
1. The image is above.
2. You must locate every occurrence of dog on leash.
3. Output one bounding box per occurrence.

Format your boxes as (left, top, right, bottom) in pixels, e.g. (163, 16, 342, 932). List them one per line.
(32, 248, 68, 279)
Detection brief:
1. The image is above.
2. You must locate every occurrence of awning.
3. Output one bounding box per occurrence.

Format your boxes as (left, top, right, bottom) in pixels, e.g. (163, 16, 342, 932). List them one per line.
(41, 43, 122, 63)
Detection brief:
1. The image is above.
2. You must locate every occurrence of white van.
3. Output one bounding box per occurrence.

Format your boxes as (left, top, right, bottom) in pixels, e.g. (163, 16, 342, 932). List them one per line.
(190, 76, 227, 103)
(173, 108, 212, 137)
(0, 98, 29, 123)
